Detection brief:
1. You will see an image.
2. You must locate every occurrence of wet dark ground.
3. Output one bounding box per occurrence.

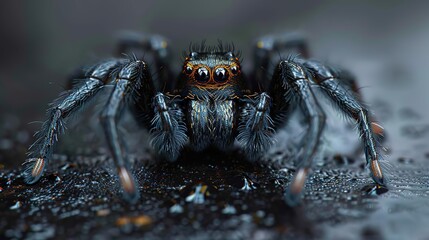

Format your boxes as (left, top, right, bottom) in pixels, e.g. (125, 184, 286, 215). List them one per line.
(1, 95, 429, 240)
(0, 143, 386, 240)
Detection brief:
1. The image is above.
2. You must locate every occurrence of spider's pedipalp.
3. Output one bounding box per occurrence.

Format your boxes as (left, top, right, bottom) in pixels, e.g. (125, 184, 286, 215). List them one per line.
(237, 92, 276, 160)
(150, 93, 188, 161)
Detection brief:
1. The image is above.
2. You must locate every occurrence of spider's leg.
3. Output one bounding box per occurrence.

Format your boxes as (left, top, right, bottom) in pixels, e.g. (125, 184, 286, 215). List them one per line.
(270, 60, 326, 206)
(117, 33, 174, 91)
(302, 60, 385, 186)
(99, 59, 155, 203)
(24, 60, 124, 184)
(252, 33, 309, 90)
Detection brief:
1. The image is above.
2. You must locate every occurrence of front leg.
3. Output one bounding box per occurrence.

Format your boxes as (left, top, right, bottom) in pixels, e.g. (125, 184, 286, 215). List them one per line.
(270, 60, 326, 206)
(100, 60, 153, 203)
(23, 60, 125, 184)
(99, 58, 187, 202)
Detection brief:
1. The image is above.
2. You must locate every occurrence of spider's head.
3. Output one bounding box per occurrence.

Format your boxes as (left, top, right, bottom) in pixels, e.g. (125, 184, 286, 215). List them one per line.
(181, 49, 242, 90)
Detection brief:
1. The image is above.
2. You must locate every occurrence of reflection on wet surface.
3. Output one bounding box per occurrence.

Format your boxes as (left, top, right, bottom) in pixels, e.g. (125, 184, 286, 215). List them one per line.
(3, 142, 414, 239)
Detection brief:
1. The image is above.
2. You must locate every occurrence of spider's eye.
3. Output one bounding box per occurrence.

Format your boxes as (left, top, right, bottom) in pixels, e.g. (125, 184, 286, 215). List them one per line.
(214, 67, 229, 83)
(185, 66, 193, 74)
(195, 67, 209, 82)
(231, 65, 239, 74)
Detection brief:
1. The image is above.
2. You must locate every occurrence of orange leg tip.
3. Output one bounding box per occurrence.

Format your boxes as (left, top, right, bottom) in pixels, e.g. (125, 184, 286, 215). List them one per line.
(371, 122, 384, 135)
(23, 157, 46, 184)
(370, 160, 385, 186)
(118, 167, 136, 194)
(290, 168, 309, 195)
(31, 158, 45, 178)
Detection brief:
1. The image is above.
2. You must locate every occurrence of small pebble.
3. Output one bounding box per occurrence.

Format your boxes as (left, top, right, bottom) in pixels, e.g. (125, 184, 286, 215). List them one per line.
(10, 201, 22, 210)
(222, 205, 237, 215)
(116, 215, 152, 228)
(398, 157, 414, 164)
(96, 209, 110, 217)
(169, 204, 184, 214)
(241, 176, 257, 191)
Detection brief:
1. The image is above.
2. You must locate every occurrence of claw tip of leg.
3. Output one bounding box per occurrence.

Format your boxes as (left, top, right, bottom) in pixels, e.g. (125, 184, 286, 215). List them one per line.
(23, 158, 45, 184)
(123, 190, 139, 204)
(118, 167, 139, 204)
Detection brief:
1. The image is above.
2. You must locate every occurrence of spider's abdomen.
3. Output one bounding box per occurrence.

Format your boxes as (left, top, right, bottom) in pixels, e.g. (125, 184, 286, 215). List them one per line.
(187, 99, 237, 151)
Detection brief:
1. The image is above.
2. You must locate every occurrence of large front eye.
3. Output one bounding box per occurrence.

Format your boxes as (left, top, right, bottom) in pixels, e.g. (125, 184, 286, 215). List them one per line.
(195, 67, 209, 82)
(214, 67, 229, 83)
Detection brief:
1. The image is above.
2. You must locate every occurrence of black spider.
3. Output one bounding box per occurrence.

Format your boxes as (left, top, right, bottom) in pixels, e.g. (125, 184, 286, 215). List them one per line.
(23, 33, 386, 205)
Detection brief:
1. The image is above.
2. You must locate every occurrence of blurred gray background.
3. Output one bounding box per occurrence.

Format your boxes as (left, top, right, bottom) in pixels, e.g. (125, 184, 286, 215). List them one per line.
(1, 0, 428, 117)
(1, 0, 429, 157)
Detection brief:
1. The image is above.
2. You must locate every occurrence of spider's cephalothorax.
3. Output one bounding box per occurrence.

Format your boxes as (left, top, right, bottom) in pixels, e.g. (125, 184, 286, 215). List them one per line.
(178, 50, 245, 152)
(23, 34, 387, 205)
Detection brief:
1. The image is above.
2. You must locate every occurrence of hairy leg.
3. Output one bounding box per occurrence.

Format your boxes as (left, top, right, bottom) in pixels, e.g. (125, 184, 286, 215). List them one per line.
(117, 33, 174, 91)
(302, 60, 386, 186)
(237, 92, 275, 160)
(270, 60, 326, 206)
(252, 33, 309, 91)
(99, 59, 159, 202)
(24, 60, 125, 184)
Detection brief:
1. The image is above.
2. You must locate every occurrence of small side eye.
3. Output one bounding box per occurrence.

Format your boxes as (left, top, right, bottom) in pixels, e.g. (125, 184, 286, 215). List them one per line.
(231, 65, 239, 74)
(190, 52, 198, 58)
(195, 67, 210, 82)
(225, 52, 234, 59)
(214, 67, 229, 83)
(185, 66, 193, 74)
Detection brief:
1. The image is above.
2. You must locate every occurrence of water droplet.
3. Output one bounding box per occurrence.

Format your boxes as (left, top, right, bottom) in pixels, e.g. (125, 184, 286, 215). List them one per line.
(241, 176, 257, 191)
(185, 184, 208, 204)
(170, 204, 184, 214)
(222, 205, 236, 215)
(10, 201, 21, 210)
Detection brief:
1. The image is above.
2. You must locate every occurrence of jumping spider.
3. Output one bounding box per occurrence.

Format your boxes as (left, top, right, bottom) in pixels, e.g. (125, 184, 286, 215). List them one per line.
(24, 33, 386, 205)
